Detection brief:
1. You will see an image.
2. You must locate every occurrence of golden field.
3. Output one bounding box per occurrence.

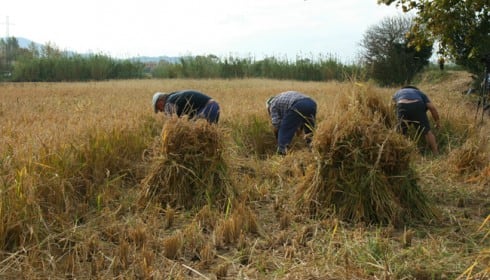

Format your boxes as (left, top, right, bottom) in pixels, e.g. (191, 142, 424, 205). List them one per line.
(0, 73, 489, 279)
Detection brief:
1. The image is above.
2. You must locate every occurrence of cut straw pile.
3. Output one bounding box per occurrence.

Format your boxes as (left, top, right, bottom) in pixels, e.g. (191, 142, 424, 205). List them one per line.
(140, 118, 235, 210)
(296, 87, 436, 225)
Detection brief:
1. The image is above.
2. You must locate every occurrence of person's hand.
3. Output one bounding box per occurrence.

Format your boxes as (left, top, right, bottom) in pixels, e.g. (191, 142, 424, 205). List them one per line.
(434, 122, 440, 129)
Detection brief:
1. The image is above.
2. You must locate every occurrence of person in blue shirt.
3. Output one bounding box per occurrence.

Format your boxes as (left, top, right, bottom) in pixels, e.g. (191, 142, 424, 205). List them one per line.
(266, 91, 317, 155)
(152, 90, 220, 124)
(392, 86, 440, 155)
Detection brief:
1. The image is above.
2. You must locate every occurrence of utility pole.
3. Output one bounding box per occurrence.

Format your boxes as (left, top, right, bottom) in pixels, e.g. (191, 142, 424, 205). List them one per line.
(0, 16, 15, 38)
(0, 16, 15, 76)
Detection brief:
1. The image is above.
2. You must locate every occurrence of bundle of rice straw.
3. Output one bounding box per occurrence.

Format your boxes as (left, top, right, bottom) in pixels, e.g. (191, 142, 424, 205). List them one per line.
(296, 88, 436, 225)
(448, 137, 489, 175)
(140, 118, 235, 210)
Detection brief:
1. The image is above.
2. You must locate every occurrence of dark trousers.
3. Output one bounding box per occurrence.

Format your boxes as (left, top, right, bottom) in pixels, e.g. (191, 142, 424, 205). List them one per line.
(197, 101, 220, 124)
(396, 102, 430, 135)
(278, 98, 316, 153)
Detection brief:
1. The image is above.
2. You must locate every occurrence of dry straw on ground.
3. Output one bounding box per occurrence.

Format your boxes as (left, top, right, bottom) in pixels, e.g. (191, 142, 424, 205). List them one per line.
(1, 75, 489, 279)
(139, 117, 236, 210)
(297, 85, 437, 225)
(449, 136, 489, 175)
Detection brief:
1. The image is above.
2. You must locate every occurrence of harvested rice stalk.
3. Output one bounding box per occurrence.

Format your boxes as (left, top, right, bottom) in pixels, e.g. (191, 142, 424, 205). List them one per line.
(449, 137, 489, 175)
(140, 118, 235, 210)
(297, 90, 436, 225)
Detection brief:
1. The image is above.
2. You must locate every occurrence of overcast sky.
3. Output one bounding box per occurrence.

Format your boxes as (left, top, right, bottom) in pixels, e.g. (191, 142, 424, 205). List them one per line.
(2, 0, 403, 62)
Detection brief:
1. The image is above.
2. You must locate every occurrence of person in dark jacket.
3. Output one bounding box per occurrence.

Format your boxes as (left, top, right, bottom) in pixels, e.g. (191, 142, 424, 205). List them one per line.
(152, 90, 220, 123)
(266, 91, 317, 155)
(392, 85, 440, 155)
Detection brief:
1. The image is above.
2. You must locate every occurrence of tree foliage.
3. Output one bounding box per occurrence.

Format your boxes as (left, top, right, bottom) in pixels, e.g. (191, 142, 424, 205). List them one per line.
(151, 54, 359, 82)
(2, 36, 362, 82)
(0, 37, 21, 78)
(360, 15, 432, 86)
(378, 0, 490, 75)
(0, 37, 145, 81)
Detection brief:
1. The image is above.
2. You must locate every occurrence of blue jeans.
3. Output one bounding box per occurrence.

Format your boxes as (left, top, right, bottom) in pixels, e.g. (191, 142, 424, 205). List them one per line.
(278, 98, 316, 153)
(197, 100, 220, 124)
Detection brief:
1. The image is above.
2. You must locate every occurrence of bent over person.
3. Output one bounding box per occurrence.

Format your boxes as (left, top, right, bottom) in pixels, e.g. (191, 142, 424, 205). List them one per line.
(152, 90, 220, 124)
(266, 91, 317, 155)
(392, 85, 440, 155)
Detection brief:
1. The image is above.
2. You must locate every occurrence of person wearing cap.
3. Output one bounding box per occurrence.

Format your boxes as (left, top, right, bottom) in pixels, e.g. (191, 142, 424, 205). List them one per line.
(152, 90, 220, 124)
(392, 85, 440, 155)
(266, 91, 317, 155)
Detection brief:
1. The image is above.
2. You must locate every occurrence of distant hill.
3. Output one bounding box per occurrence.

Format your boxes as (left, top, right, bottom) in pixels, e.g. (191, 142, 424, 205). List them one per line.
(18, 37, 43, 49)
(1, 37, 180, 63)
(129, 56, 181, 64)
(0, 36, 44, 50)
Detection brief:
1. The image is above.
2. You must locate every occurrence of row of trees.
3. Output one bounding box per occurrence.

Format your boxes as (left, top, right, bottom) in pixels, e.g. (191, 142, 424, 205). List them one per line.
(13, 55, 146, 82)
(359, 16, 433, 86)
(0, 41, 428, 86)
(2, 0, 489, 85)
(0, 45, 361, 82)
(151, 54, 360, 81)
(379, 0, 489, 76)
(0, 38, 145, 81)
(0, 11, 456, 85)
(0, 37, 364, 82)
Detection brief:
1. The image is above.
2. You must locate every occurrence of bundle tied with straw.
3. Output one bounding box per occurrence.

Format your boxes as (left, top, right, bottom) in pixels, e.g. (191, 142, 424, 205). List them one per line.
(140, 117, 235, 210)
(296, 88, 437, 225)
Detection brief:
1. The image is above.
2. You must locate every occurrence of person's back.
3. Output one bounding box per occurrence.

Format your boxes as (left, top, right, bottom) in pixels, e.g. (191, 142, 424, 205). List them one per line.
(393, 86, 440, 155)
(393, 86, 429, 104)
(266, 91, 317, 155)
(166, 90, 211, 118)
(153, 90, 220, 124)
(268, 91, 309, 127)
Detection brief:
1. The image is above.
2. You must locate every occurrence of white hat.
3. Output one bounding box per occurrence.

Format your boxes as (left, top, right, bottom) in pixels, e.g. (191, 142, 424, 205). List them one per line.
(152, 92, 167, 113)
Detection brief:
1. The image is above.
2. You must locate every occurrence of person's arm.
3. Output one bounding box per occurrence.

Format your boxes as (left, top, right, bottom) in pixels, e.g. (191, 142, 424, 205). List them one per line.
(426, 102, 440, 128)
(269, 105, 281, 138)
(164, 103, 177, 116)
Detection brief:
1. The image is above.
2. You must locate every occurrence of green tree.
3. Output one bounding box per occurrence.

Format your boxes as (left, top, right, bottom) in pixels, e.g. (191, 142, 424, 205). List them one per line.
(360, 15, 432, 86)
(0, 37, 21, 78)
(378, 0, 490, 75)
(40, 42, 62, 58)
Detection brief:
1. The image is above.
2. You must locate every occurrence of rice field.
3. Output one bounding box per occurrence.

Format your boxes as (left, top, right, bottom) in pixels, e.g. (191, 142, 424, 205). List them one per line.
(0, 73, 489, 279)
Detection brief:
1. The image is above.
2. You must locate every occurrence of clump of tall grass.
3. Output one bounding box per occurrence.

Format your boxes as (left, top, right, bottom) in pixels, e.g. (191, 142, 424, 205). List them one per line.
(0, 125, 150, 252)
(337, 83, 396, 128)
(434, 117, 475, 154)
(140, 117, 236, 210)
(214, 202, 258, 248)
(226, 114, 277, 157)
(0, 163, 37, 251)
(34, 127, 149, 214)
(448, 136, 489, 175)
(296, 86, 436, 225)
